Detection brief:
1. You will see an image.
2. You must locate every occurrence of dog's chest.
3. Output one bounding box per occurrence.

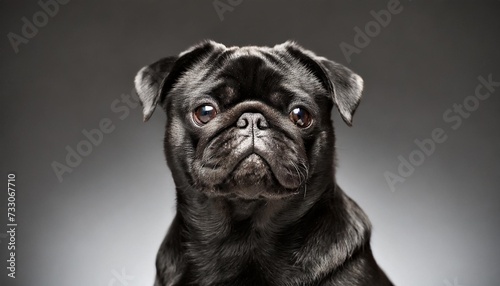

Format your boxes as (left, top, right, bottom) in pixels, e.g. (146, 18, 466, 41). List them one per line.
(184, 226, 308, 285)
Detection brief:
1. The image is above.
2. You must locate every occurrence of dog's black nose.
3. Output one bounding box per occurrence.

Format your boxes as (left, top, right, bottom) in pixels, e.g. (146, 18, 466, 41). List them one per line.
(237, 112, 269, 130)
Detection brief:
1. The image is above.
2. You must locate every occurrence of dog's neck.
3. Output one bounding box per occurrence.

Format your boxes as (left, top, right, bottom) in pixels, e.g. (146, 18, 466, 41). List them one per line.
(177, 176, 334, 233)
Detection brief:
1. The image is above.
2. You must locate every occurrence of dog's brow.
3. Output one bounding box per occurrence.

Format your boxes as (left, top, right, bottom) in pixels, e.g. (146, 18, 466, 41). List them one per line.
(209, 82, 239, 106)
(202, 49, 237, 81)
(216, 85, 236, 99)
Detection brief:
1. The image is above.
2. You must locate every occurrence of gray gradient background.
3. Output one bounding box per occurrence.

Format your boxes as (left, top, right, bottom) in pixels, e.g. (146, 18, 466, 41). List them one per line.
(1, 0, 499, 285)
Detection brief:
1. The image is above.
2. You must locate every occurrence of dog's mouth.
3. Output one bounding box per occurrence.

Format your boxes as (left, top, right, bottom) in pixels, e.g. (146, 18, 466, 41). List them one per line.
(229, 153, 272, 183)
(192, 122, 309, 198)
(195, 147, 306, 199)
(219, 153, 300, 199)
(229, 151, 302, 187)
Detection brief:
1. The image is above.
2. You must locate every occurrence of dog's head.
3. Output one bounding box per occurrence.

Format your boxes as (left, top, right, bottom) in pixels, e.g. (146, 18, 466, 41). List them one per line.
(134, 41, 363, 199)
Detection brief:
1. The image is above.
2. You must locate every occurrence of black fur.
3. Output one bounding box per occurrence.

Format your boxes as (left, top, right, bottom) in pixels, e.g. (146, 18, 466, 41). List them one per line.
(134, 41, 393, 286)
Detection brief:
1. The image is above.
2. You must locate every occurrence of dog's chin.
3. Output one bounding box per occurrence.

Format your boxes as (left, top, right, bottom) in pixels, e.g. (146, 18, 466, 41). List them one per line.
(203, 154, 301, 200)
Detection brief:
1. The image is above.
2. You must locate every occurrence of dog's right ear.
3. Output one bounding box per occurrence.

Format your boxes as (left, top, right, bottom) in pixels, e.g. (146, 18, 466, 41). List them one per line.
(134, 40, 225, 122)
(134, 57, 177, 122)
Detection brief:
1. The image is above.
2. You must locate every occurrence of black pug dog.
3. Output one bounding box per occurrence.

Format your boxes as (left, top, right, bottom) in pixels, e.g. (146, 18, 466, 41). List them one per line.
(134, 40, 393, 286)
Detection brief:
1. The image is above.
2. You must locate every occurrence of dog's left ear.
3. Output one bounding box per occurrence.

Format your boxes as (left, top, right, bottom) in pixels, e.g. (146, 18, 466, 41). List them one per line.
(283, 42, 363, 126)
(316, 58, 364, 126)
(134, 57, 177, 122)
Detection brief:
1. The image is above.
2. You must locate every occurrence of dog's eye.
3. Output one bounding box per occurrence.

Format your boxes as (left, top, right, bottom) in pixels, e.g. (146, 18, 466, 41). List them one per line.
(289, 107, 312, 128)
(194, 105, 217, 125)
